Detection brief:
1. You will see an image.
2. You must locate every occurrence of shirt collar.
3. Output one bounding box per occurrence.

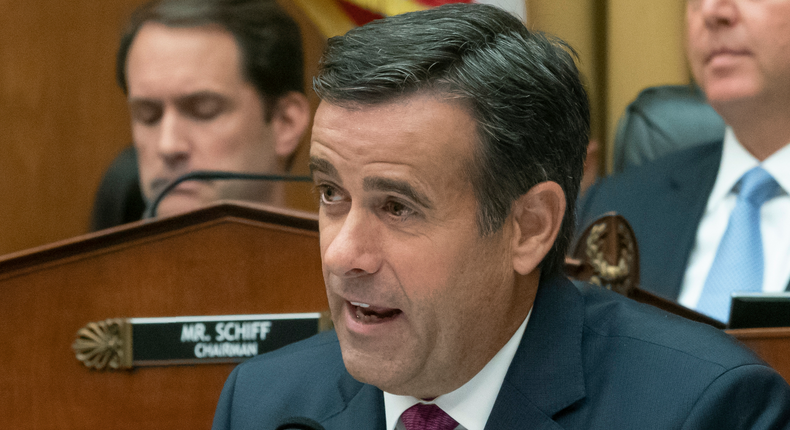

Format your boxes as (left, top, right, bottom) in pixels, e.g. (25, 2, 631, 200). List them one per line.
(707, 127, 790, 210)
(383, 309, 531, 430)
(761, 137, 790, 198)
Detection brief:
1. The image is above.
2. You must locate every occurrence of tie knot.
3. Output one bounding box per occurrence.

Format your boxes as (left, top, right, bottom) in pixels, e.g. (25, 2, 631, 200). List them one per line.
(401, 404, 458, 430)
(738, 166, 779, 206)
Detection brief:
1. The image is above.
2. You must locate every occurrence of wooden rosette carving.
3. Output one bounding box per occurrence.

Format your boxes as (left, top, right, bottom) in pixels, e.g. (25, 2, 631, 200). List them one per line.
(72, 318, 133, 370)
(570, 213, 640, 296)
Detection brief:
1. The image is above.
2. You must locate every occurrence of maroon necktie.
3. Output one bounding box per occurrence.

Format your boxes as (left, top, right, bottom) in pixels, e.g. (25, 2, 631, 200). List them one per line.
(401, 403, 459, 430)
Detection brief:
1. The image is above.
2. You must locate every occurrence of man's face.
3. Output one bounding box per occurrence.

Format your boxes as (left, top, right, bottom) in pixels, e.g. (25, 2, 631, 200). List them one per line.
(126, 23, 281, 217)
(310, 95, 528, 399)
(686, 0, 790, 110)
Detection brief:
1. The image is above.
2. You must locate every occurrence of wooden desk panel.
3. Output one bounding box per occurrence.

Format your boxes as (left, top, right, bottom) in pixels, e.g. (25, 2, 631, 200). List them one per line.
(0, 204, 326, 429)
(729, 328, 790, 383)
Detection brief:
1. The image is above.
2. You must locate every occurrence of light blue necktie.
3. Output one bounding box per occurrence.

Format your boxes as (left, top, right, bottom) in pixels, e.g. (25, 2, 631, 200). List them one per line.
(697, 166, 780, 323)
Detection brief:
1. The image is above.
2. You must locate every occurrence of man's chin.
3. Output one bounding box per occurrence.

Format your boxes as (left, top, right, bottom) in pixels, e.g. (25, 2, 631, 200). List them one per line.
(154, 195, 209, 218)
(342, 351, 448, 398)
(701, 77, 762, 109)
(340, 348, 408, 393)
(336, 327, 427, 395)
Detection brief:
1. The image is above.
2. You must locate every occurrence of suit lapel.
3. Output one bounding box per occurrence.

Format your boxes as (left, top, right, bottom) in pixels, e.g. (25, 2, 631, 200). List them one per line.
(659, 142, 722, 298)
(320, 375, 386, 430)
(485, 277, 585, 430)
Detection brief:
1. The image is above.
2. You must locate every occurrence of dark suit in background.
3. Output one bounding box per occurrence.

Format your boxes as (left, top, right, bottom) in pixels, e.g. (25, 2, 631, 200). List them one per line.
(212, 276, 790, 430)
(90, 146, 145, 231)
(578, 141, 790, 300)
(577, 141, 723, 300)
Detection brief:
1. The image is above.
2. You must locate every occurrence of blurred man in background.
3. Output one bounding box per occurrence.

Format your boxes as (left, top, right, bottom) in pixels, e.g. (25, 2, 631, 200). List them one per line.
(95, 0, 310, 225)
(578, 0, 790, 323)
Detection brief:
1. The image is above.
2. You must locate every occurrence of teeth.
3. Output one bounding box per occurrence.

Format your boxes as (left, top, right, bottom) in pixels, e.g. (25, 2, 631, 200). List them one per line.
(350, 302, 370, 308)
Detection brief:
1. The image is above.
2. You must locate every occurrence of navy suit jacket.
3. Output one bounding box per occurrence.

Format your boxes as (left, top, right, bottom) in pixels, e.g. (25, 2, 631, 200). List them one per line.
(212, 276, 790, 429)
(580, 141, 720, 300)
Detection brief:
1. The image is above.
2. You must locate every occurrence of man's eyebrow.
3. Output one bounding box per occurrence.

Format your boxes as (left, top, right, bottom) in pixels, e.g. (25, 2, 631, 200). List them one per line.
(363, 177, 434, 209)
(309, 157, 339, 179)
(174, 90, 225, 102)
(128, 91, 224, 104)
(127, 97, 159, 106)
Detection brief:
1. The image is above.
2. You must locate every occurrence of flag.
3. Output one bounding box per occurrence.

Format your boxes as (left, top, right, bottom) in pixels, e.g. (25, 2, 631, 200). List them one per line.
(293, 0, 526, 38)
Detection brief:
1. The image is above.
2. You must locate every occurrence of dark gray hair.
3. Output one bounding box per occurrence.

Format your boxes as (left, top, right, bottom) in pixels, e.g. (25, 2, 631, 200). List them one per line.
(313, 3, 589, 278)
(117, 0, 304, 115)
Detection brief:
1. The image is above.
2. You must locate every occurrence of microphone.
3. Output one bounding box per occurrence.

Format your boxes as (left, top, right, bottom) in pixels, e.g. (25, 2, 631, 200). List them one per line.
(274, 417, 326, 430)
(144, 170, 312, 218)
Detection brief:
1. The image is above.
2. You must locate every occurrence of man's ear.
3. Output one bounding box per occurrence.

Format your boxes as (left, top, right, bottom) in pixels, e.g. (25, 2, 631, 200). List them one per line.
(510, 181, 566, 275)
(270, 91, 311, 158)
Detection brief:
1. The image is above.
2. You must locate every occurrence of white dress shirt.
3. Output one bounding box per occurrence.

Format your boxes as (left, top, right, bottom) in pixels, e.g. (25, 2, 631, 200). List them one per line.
(383, 310, 531, 430)
(679, 127, 790, 309)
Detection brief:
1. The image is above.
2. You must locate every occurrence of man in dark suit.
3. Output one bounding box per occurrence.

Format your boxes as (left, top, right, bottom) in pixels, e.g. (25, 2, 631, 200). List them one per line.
(213, 4, 790, 429)
(578, 0, 790, 323)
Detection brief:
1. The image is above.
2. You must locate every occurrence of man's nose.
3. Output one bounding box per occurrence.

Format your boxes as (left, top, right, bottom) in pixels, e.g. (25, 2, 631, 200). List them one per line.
(697, 0, 739, 28)
(156, 109, 190, 167)
(321, 207, 383, 278)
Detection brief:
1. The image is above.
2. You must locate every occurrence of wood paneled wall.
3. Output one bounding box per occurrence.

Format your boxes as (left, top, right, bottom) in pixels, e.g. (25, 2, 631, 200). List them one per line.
(605, 0, 688, 170)
(529, 0, 689, 174)
(1, 1, 140, 255)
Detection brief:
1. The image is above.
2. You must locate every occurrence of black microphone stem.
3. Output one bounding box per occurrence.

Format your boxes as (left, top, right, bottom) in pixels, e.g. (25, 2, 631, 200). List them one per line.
(144, 170, 312, 218)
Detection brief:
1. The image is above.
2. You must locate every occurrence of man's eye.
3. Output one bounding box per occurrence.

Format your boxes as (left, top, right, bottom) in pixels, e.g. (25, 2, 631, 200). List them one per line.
(318, 185, 344, 204)
(130, 103, 162, 125)
(383, 200, 412, 218)
(182, 95, 225, 121)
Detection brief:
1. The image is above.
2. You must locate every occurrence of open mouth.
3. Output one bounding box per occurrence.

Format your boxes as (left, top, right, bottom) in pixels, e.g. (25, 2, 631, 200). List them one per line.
(349, 301, 402, 323)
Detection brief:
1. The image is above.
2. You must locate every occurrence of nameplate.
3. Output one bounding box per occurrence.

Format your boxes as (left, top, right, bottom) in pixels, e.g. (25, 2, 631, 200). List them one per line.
(72, 313, 328, 370)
